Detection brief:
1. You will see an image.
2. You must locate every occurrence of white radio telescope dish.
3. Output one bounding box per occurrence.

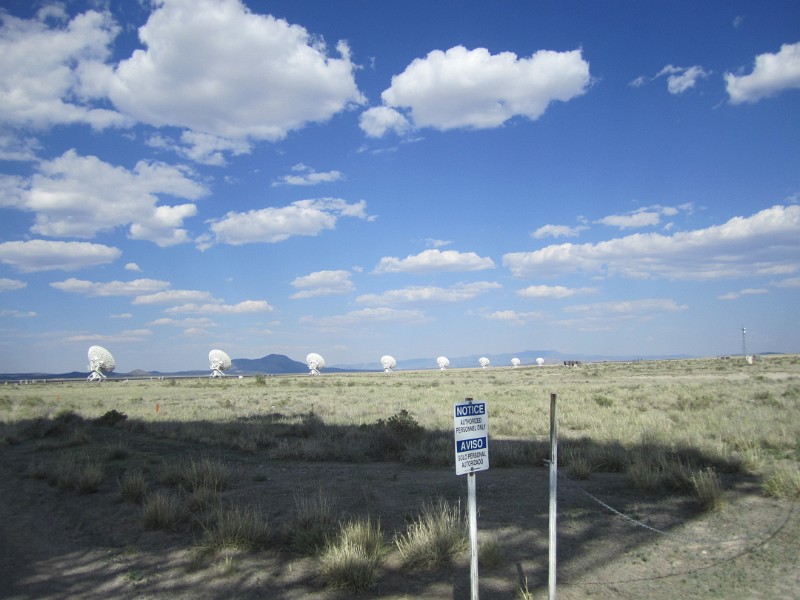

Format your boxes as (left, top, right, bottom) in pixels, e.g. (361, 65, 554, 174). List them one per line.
(209, 349, 232, 378)
(87, 345, 115, 381)
(511, 357, 521, 367)
(437, 356, 450, 370)
(536, 357, 545, 366)
(306, 352, 325, 375)
(380, 355, 397, 373)
(479, 357, 490, 368)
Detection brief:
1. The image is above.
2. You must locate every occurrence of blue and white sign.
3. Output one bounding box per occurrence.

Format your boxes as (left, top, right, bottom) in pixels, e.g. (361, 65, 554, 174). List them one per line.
(454, 400, 489, 475)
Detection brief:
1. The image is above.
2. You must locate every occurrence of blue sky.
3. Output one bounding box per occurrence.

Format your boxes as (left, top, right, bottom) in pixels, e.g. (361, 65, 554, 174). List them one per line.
(1, 0, 799, 373)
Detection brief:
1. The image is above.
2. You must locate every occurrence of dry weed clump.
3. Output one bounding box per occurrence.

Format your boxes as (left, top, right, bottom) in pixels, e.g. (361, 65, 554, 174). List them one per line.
(762, 464, 800, 499)
(289, 489, 338, 555)
(29, 453, 105, 494)
(690, 468, 725, 511)
(142, 490, 184, 530)
(197, 503, 271, 556)
(320, 517, 387, 592)
(118, 469, 148, 504)
(161, 456, 230, 493)
(394, 498, 467, 570)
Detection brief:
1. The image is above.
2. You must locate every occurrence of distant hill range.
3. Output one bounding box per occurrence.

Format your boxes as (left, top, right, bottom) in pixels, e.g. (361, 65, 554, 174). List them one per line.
(0, 353, 352, 380)
(0, 350, 702, 381)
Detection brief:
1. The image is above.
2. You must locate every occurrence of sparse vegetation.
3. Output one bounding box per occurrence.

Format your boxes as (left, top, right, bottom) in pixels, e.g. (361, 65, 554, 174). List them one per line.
(320, 517, 387, 591)
(197, 503, 271, 555)
(1, 355, 799, 598)
(394, 498, 468, 569)
(119, 469, 148, 504)
(289, 489, 338, 555)
(141, 490, 183, 530)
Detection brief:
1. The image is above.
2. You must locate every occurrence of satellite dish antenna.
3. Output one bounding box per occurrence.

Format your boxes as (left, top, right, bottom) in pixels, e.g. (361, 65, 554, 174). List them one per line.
(209, 349, 232, 378)
(87, 345, 115, 381)
(437, 356, 450, 370)
(511, 357, 520, 368)
(380, 355, 397, 373)
(306, 352, 325, 375)
(479, 357, 490, 368)
(536, 357, 545, 366)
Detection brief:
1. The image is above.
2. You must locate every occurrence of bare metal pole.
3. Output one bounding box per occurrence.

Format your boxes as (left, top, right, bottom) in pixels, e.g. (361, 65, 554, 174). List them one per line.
(468, 471, 479, 600)
(549, 392, 558, 600)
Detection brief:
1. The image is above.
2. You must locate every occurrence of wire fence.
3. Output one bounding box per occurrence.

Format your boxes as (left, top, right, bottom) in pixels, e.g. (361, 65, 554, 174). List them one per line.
(546, 465, 797, 588)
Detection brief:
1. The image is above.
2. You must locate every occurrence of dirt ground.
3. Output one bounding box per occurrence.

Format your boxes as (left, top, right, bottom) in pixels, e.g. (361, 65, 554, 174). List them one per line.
(0, 425, 798, 600)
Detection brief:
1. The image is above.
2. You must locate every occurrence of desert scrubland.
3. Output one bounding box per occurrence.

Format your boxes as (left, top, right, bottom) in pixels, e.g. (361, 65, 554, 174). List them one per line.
(0, 355, 798, 599)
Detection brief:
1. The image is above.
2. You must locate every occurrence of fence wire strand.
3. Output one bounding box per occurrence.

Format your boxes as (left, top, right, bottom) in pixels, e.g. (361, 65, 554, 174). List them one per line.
(553, 465, 793, 546)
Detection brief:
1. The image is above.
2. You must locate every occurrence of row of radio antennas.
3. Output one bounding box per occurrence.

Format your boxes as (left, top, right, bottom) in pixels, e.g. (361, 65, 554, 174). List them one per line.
(86, 346, 546, 380)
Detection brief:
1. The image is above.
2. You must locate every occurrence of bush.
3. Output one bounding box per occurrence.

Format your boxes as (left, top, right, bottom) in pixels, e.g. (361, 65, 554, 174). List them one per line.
(161, 456, 229, 492)
(691, 468, 724, 511)
(94, 410, 128, 427)
(762, 465, 800, 499)
(142, 490, 183, 530)
(198, 503, 270, 555)
(119, 469, 148, 504)
(320, 517, 387, 591)
(394, 498, 467, 569)
(289, 489, 337, 554)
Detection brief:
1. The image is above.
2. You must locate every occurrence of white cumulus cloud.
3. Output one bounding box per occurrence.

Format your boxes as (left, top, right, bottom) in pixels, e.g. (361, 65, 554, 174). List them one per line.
(361, 45, 590, 136)
(106, 0, 364, 151)
(291, 270, 354, 299)
(0, 6, 129, 130)
(374, 249, 495, 274)
(164, 300, 274, 315)
(726, 42, 800, 104)
(356, 281, 501, 305)
(1, 150, 207, 246)
(51, 278, 170, 296)
(517, 285, 597, 299)
(0, 278, 27, 292)
(201, 198, 372, 248)
(0, 239, 120, 272)
(531, 224, 588, 239)
(273, 164, 345, 187)
(503, 205, 800, 280)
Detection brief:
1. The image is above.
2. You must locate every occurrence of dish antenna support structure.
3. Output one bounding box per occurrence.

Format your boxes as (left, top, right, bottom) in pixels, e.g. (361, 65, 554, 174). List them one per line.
(536, 357, 545, 367)
(209, 349, 232, 378)
(511, 357, 521, 368)
(479, 357, 490, 368)
(381, 355, 397, 373)
(306, 352, 325, 376)
(437, 356, 450, 370)
(87, 345, 115, 381)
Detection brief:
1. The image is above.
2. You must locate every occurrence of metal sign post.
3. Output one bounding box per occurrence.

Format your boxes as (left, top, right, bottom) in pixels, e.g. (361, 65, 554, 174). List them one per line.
(549, 393, 558, 600)
(454, 397, 489, 600)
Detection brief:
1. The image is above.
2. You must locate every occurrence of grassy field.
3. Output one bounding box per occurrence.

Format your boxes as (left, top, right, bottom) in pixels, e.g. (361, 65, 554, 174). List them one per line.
(1, 355, 798, 598)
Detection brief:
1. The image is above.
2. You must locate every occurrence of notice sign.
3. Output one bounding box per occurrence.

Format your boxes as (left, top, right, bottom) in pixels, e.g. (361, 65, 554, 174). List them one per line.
(454, 400, 489, 475)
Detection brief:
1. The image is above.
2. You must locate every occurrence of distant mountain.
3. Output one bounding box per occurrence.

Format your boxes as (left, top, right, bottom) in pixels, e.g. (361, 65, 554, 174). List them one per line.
(229, 353, 308, 374)
(0, 350, 709, 380)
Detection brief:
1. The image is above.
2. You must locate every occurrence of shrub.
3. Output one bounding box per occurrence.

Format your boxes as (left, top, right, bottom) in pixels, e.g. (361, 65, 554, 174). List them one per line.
(320, 517, 387, 591)
(289, 489, 337, 554)
(106, 438, 130, 460)
(762, 465, 800, 499)
(119, 469, 148, 504)
(161, 456, 229, 492)
(142, 490, 183, 530)
(479, 535, 504, 569)
(691, 468, 724, 511)
(94, 410, 128, 427)
(198, 503, 271, 555)
(395, 498, 467, 569)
